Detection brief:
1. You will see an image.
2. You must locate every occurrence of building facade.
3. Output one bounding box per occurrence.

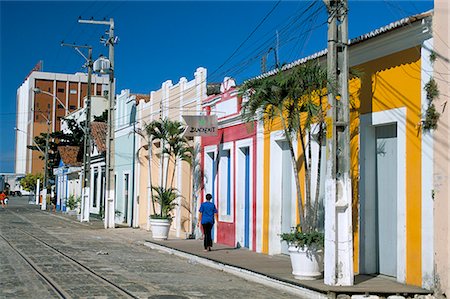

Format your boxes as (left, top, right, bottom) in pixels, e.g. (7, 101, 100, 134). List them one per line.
(205, 12, 438, 290)
(54, 146, 82, 212)
(433, 0, 450, 296)
(200, 77, 258, 250)
(114, 90, 148, 227)
(89, 122, 107, 217)
(136, 67, 207, 236)
(15, 71, 109, 175)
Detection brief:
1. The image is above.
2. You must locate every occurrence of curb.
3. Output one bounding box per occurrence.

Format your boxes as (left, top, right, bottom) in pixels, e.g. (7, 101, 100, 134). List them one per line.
(144, 241, 328, 299)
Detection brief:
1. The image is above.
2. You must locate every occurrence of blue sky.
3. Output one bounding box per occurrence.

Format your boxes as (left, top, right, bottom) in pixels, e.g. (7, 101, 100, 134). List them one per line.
(0, 1, 433, 173)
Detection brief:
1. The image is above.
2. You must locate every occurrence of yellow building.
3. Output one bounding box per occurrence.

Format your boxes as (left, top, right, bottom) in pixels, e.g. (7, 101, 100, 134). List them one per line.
(256, 11, 436, 288)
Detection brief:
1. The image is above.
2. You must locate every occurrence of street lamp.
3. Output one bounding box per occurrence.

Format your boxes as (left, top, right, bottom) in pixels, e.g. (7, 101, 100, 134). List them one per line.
(32, 88, 68, 212)
(33, 88, 68, 116)
(15, 127, 44, 156)
(28, 108, 51, 211)
(15, 125, 49, 208)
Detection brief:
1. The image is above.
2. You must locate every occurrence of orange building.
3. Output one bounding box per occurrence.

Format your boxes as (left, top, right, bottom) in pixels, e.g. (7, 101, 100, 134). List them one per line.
(15, 70, 109, 175)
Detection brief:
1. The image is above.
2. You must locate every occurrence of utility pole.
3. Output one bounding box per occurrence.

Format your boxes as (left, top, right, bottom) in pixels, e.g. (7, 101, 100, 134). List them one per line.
(61, 43, 93, 222)
(160, 99, 165, 189)
(31, 109, 51, 210)
(261, 33, 280, 73)
(42, 116, 50, 211)
(323, 0, 353, 286)
(79, 18, 117, 228)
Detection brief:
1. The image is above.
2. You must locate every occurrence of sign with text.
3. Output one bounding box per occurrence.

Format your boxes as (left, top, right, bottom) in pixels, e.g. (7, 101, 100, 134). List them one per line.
(183, 115, 218, 137)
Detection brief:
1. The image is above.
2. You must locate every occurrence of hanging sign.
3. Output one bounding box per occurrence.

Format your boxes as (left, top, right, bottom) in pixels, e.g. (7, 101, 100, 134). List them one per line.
(182, 115, 218, 137)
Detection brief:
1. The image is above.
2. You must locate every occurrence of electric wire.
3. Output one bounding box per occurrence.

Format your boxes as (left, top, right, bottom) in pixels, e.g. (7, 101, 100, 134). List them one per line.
(112, 2, 441, 126)
(104, 2, 327, 127)
(381, 0, 450, 83)
(10, 2, 326, 132)
(138, 2, 327, 115)
(210, 1, 323, 82)
(208, 0, 282, 80)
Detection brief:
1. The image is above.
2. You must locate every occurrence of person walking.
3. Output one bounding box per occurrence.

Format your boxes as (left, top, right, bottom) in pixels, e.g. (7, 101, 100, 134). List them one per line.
(198, 193, 218, 252)
(0, 190, 6, 208)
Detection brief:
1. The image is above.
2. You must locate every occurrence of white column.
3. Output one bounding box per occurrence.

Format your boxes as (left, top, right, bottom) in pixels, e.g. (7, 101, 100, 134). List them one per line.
(35, 178, 40, 205)
(41, 189, 47, 210)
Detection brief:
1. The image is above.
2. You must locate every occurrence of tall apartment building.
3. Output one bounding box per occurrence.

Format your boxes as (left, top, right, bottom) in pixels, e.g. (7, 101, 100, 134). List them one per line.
(15, 71, 109, 175)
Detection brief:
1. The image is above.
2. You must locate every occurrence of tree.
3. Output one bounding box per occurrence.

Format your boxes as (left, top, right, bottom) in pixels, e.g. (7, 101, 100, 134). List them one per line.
(20, 173, 44, 193)
(27, 119, 84, 183)
(240, 61, 329, 233)
(94, 109, 108, 122)
(135, 120, 161, 217)
(164, 119, 192, 188)
(139, 118, 192, 219)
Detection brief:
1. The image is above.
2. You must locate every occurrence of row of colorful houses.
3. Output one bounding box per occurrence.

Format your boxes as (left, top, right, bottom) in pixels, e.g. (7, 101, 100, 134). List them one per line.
(53, 10, 450, 293)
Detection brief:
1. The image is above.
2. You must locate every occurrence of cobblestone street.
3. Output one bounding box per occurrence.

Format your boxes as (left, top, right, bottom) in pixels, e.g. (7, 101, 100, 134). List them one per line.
(0, 197, 300, 299)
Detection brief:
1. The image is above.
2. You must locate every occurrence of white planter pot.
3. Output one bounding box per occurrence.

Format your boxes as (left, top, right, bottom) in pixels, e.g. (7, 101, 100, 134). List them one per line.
(150, 218, 172, 240)
(288, 245, 323, 280)
(67, 210, 77, 216)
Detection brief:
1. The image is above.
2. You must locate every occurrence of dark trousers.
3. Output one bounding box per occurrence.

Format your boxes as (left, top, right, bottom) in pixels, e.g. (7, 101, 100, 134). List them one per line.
(202, 222, 214, 249)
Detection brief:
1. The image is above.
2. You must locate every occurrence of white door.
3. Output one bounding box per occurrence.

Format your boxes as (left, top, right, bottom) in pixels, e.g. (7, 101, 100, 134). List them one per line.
(280, 141, 293, 255)
(376, 124, 397, 277)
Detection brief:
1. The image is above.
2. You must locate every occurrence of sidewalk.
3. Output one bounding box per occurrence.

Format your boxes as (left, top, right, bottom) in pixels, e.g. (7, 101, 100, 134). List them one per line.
(144, 238, 432, 299)
(32, 200, 432, 299)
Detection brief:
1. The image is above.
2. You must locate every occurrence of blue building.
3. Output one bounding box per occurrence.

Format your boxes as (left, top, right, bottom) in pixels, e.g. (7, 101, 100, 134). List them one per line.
(114, 90, 147, 227)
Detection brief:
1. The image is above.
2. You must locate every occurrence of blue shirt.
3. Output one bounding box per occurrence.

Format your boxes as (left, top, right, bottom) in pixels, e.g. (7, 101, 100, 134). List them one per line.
(199, 201, 217, 224)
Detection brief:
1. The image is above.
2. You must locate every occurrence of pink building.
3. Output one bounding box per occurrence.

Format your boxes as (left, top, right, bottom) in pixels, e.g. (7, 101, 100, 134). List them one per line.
(201, 78, 257, 250)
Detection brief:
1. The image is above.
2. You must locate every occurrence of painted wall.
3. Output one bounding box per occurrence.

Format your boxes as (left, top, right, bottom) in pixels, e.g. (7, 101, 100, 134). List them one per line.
(252, 15, 434, 288)
(200, 78, 257, 249)
(358, 47, 428, 286)
(55, 163, 81, 212)
(114, 89, 138, 227)
(136, 67, 206, 236)
(433, 0, 450, 296)
(89, 162, 105, 216)
(202, 121, 256, 248)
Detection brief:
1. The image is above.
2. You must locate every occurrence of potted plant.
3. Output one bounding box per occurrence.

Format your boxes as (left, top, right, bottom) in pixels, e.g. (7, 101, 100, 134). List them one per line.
(137, 118, 192, 239)
(66, 194, 80, 216)
(149, 186, 181, 239)
(241, 61, 329, 279)
(281, 225, 324, 280)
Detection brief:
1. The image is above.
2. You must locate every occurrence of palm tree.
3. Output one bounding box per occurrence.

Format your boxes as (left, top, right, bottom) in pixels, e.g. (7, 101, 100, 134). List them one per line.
(240, 61, 329, 233)
(140, 118, 192, 219)
(135, 120, 162, 220)
(163, 119, 192, 189)
(151, 186, 181, 219)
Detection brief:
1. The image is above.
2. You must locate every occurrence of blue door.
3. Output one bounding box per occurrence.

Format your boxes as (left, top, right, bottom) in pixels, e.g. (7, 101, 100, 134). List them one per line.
(211, 153, 216, 240)
(244, 147, 250, 248)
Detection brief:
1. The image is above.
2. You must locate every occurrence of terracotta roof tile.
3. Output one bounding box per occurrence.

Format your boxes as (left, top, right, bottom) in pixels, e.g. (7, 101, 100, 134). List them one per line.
(91, 122, 107, 153)
(133, 93, 150, 104)
(58, 146, 82, 166)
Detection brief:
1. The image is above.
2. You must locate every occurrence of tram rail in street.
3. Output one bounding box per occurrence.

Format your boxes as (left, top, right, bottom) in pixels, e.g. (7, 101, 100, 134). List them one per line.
(1, 209, 138, 299)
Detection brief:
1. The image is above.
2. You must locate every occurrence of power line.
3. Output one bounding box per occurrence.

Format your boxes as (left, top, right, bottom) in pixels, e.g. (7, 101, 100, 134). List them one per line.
(208, 0, 282, 80)
(112, 9, 327, 126)
(209, 2, 325, 82)
(149, 3, 326, 111)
